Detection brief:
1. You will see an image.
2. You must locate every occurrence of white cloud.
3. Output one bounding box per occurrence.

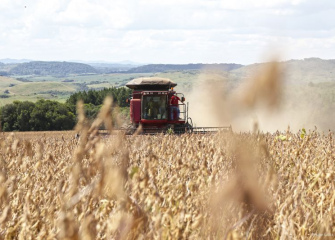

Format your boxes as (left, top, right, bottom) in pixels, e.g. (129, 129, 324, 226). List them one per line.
(54, 0, 132, 29)
(0, 0, 335, 63)
(141, 0, 306, 9)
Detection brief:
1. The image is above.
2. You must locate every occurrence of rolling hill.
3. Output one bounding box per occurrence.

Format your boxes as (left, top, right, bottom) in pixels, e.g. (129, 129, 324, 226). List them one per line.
(229, 58, 335, 84)
(0, 58, 335, 107)
(127, 63, 243, 73)
(9, 61, 98, 76)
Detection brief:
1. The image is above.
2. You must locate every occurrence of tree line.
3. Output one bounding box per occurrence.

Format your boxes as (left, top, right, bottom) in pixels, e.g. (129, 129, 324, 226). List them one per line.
(66, 87, 131, 107)
(0, 87, 131, 131)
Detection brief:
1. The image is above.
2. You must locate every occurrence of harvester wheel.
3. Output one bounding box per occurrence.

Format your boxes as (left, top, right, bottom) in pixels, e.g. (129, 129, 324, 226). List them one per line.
(185, 123, 193, 134)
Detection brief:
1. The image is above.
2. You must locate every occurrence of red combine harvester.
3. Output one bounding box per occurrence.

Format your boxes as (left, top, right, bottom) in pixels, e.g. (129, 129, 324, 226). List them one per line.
(124, 77, 231, 134)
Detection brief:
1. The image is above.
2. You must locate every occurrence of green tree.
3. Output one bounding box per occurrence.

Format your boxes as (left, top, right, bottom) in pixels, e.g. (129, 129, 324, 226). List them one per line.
(66, 87, 131, 107)
(30, 100, 75, 131)
(15, 101, 35, 131)
(1, 103, 18, 131)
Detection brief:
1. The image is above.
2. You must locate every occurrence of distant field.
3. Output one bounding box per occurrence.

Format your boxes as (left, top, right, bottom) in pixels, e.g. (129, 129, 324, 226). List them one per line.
(154, 69, 243, 93)
(0, 94, 68, 105)
(0, 81, 77, 106)
(0, 71, 207, 106)
(9, 82, 77, 95)
(0, 73, 153, 106)
(0, 76, 22, 87)
(87, 82, 115, 89)
(154, 70, 199, 83)
(16, 73, 153, 84)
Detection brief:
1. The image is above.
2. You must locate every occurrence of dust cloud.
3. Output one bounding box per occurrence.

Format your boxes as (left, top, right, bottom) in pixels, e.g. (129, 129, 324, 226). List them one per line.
(183, 60, 335, 133)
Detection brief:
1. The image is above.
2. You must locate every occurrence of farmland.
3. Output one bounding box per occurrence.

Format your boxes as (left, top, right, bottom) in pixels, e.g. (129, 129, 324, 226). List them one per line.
(0, 119, 334, 238)
(0, 59, 335, 239)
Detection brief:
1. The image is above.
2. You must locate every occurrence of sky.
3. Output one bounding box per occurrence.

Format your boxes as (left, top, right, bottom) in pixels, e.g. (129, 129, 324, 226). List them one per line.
(0, 0, 335, 64)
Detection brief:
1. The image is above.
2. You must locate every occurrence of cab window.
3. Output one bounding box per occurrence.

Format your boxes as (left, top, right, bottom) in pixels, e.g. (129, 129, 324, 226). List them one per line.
(142, 95, 167, 120)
